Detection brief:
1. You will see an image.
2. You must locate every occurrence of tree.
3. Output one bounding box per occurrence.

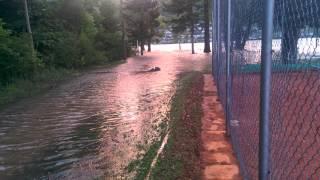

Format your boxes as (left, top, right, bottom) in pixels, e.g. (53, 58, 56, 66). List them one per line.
(0, 0, 25, 32)
(123, 0, 160, 55)
(274, 0, 320, 64)
(0, 0, 124, 68)
(120, 0, 127, 59)
(23, 0, 34, 49)
(164, 0, 201, 54)
(231, 0, 259, 50)
(95, 0, 123, 61)
(146, 1, 160, 52)
(231, 0, 320, 64)
(0, 19, 40, 85)
(203, 0, 211, 53)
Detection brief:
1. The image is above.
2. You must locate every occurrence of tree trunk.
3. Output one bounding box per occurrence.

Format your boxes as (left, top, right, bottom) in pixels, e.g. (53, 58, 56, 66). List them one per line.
(120, 0, 127, 59)
(240, 21, 252, 49)
(204, 0, 211, 53)
(281, 25, 300, 64)
(191, 27, 195, 54)
(234, 18, 252, 50)
(23, 0, 34, 50)
(140, 41, 144, 56)
(234, 26, 243, 50)
(191, 5, 195, 54)
(148, 39, 151, 52)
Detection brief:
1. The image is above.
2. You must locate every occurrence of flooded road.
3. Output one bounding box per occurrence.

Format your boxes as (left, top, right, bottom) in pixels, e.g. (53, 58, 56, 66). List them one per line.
(0, 48, 209, 179)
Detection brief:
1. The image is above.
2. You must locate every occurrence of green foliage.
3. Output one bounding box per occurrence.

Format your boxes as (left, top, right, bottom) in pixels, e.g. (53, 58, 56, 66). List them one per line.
(0, 0, 127, 104)
(95, 31, 122, 61)
(0, 0, 25, 32)
(0, 20, 41, 85)
(151, 72, 203, 180)
(48, 31, 81, 68)
(127, 141, 162, 180)
(0, 0, 162, 104)
(0, 0, 124, 81)
(163, 0, 202, 34)
(123, 0, 160, 48)
(78, 12, 106, 66)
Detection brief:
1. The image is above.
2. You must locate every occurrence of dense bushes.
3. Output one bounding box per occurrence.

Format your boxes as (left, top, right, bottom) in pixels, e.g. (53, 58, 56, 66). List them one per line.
(0, 20, 41, 85)
(0, 0, 123, 86)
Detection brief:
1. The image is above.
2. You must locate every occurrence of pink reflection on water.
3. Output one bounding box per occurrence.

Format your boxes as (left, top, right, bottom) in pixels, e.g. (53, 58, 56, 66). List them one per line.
(0, 49, 210, 179)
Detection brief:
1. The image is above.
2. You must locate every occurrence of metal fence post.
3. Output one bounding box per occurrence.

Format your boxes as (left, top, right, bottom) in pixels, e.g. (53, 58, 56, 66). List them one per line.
(216, 0, 221, 101)
(212, 0, 216, 78)
(259, 0, 275, 179)
(225, 0, 232, 136)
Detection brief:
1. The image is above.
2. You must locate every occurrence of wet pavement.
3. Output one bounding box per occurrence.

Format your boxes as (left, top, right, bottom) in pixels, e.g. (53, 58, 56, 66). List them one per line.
(0, 49, 209, 179)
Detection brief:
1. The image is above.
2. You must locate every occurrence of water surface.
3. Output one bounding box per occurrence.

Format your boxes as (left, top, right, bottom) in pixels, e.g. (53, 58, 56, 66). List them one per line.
(0, 49, 209, 179)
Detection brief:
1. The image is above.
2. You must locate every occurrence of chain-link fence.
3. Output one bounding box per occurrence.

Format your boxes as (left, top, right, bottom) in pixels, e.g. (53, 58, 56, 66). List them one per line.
(212, 0, 320, 179)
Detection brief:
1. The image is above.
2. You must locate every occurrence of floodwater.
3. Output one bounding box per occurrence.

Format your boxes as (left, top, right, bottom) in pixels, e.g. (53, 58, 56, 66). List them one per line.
(0, 45, 209, 179)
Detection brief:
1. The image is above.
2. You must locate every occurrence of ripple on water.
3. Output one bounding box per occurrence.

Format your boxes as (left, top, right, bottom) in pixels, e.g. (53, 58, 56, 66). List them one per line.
(0, 166, 7, 171)
(0, 51, 209, 179)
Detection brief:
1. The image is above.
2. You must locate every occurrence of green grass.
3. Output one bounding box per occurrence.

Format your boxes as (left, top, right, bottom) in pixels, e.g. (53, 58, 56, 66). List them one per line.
(126, 118, 168, 180)
(126, 72, 203, 180)
(127, 140, 163, 180)
(150, 72, 203, 180)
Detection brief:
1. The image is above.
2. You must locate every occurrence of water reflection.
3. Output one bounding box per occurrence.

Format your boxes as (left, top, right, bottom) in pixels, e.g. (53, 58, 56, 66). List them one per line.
(0, 49, 209, 179)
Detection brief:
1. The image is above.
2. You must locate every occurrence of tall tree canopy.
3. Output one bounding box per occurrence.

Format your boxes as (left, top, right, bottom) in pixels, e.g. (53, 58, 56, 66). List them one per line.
(228, 0, 320, 65)
(203, 0, 211, 53)
(163, 0, 204, 54)
(274, 0, 320, 64)
(0, 0, 124, 84)
(123, 0, 160, 55)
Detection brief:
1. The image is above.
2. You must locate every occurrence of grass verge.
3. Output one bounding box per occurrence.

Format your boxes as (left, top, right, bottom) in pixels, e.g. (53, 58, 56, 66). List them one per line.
(126, 117, 168, 180)
(127, 71, 204, 180)
(150, 72, 204, 180)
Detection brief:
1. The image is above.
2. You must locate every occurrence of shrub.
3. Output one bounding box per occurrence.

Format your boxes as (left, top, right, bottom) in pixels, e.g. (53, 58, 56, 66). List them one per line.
(0, 20, 41, 85)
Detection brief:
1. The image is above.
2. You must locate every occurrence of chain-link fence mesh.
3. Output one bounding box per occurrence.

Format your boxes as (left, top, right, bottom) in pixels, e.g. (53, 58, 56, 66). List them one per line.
(212, 0, 320, 179)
